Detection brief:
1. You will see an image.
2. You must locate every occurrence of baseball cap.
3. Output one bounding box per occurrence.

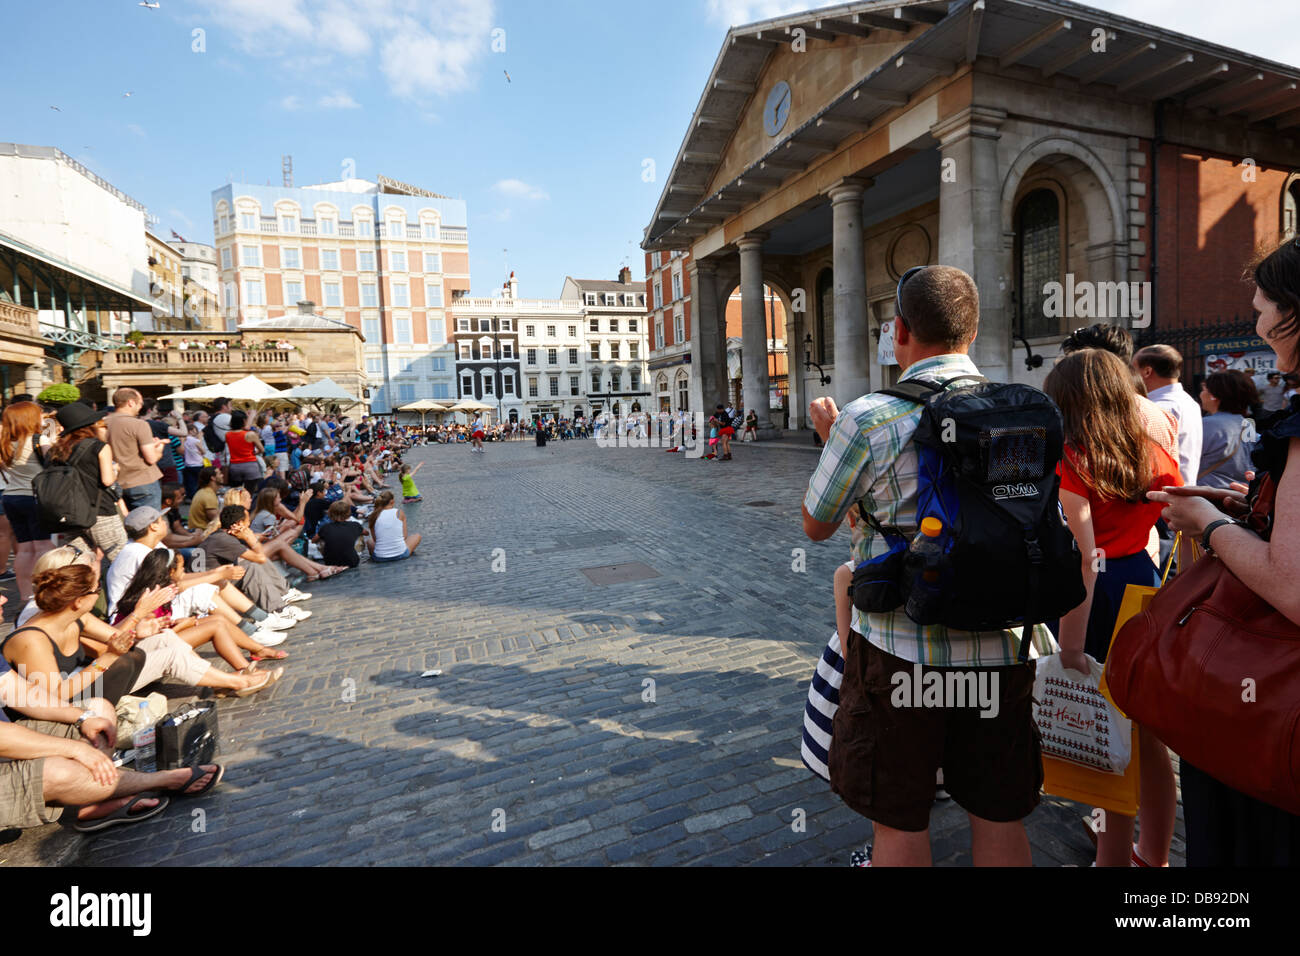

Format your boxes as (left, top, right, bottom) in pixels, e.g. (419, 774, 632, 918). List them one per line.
(123, 506, 165, 534)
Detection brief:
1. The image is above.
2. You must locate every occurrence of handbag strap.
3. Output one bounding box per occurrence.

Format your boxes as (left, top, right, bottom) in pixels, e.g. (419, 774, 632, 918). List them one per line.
(1160, 531, 1180, 587)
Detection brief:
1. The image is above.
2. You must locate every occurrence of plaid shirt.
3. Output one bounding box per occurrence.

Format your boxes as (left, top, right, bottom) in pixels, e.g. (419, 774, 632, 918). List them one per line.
(803, 353, 1056, 667)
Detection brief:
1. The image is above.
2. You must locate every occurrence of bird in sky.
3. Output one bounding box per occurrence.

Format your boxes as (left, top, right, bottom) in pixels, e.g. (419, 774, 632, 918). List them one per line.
(138, 2, 160, 9)
(504, 70, 511, 83)
(123, 91, 133, 98)
(49, 105, 61, 111)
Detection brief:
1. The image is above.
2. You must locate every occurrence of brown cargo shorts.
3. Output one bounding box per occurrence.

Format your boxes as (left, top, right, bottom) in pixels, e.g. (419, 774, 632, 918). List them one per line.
(828, 631, 1043, 832)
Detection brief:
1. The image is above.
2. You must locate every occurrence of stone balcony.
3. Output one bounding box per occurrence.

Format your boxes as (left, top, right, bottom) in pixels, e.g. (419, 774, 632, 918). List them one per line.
(99, 341, 311, 392)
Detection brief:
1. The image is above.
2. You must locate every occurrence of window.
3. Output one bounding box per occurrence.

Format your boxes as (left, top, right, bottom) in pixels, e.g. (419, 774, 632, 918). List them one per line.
(528, 377, 539, 398)
(568, 347, 578, 365)
(284, 280, 304, 304)
(589, 318, 599, 332)
(653, 280, 662, 308)
(585, 293, 597, 306)
(218, 214, 229, 234)
(398, 383, 415, 404)
(240, 245, 260, 267)
(629, 318, 638, 332)
(570, 375, 580, 396)
(321, 249, 339, 271)
(356, 219, 373, 238)
(424, 252, 441, 273)
(1016, 188, 1062, 339)
(240, 212, 255, 230)
(395, 316, 411, 344)
(655, 319, 664, 350)
(357, 283, 376, 308)
(611, 371, 621, 391)
(388, 218, 404, 237)
(817, 267, 834, 366)
(549, 376, 559, 397)
(430, 356, 446, 371)
(568, 325, 577, 338)
(319, 218, 336, 236)
(359, 250, 375, 272)
(651, 251, 661, 269)
(525, 324, 536, 337)
(459, 344, 471, 360)
(672, 272, 682, 300)
(501, 342, 513, 359)
(425, 283, 443, 308)
(462, 375, 474, 396)
(591, 371, 601, 392)
(390, 251, 407, 272)
(425, 318, 445, 345)
(677, 374, 688, 411)
(432, 383, 451, 399)
(363, 317, 380, 342)
(392, 283, 409, 307)
(604, 294, 617, 306)
(609, 319, 619, 332)
(609, 342, 620, 360)
(630, 370, 641, 391)
(674, 312, 684, 343)
(280, 215, 296, 233)
(399, 356, 414, 373)
(546, 325, 556, 338)
(479, 319, 491, 332)
(243, 279, 264, 305)
(366, 357, 382, 374)
(527, 348, 537, 365)
(422, 222, 438, 240)
(629, 342, 639, 360)
(481, 341, 493, 360)
(589, 342, 600, 360)
(547, 348, 557, 365)
(502, 373, 514, 395)
(283, 247, 301, 270)
(500, 319, 512, 332)
(483, 375, 494, 395)
(324, 282, 341, 308)
(221, 247, 232, 270)
(223, 281, 236, 311)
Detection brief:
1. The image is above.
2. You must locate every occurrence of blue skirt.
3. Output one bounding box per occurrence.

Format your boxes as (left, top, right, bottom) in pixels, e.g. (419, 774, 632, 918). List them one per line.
(1084, 550, 1159, 663)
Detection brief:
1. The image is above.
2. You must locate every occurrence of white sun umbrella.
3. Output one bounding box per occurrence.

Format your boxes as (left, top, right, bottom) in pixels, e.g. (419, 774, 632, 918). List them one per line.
(279, 378, 361, 405)
(398, 399, 449, 427)
(161, 374, 285, 404)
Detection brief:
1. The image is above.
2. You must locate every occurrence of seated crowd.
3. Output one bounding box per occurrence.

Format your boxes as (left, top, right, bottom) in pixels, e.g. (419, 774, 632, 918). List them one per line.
(0, 390, 421, 835)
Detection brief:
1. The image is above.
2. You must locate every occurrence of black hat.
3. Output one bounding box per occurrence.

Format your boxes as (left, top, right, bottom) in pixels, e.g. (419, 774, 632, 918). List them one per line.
(55, 402, 109, 432)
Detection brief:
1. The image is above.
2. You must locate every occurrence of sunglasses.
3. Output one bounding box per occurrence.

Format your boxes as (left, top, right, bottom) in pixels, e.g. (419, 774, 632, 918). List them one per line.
(894, 265, 927, 331)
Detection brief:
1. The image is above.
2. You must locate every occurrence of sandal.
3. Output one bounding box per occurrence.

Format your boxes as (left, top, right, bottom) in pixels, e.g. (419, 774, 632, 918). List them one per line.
(73, 793, 170, 833)
(251, 649, 288, 662)
(174, 764, 225, 799)
(235, 666, 283, 698)
(315, 566, 347, 580)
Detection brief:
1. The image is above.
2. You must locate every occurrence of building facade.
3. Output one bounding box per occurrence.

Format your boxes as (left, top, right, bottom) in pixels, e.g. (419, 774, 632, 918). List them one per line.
(645, 250, 694, 414)
(561, 269, 649, 420)
(642, 0, 1300, 436)
(451, 273, 532, 422)
(211, 176, 469, 412)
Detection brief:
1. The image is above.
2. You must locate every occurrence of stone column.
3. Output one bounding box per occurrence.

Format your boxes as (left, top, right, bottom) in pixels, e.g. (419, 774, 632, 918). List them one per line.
(737, 235, 777, 439)
(688, 259, 724, 416)
(932, 106, 1010, 382)
(827, 178, 872, 405)
(23, 363, 44, 396)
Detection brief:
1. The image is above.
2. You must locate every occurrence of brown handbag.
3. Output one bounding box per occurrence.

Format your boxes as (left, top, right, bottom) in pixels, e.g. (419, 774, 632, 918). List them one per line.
(1104, 475, 1300, 815)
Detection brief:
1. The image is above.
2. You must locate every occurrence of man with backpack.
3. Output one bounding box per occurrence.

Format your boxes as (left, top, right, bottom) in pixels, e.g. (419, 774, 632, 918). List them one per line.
(801, 265, 1081, 867)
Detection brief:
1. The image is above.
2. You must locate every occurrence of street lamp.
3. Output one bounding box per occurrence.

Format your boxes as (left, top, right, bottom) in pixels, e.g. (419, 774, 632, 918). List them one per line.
(493, 316, 503, 425)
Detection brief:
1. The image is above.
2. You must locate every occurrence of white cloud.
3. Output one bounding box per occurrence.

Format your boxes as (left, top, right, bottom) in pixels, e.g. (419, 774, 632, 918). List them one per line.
(703, 0, 808, 28)
(280, 94, 302, 110)
(193, 0, 495, 99)
(318, 92, 360, 109)
(493, 179, 549, 201)
(1083, 0, 1300, 65)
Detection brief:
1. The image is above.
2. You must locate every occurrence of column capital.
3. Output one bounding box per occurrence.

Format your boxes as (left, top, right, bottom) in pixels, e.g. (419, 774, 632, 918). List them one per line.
(689, 257, 720, 277)
(825, 177, 873, 203)
(734, 233, 767, 253)
(931, 105, 1007, 148)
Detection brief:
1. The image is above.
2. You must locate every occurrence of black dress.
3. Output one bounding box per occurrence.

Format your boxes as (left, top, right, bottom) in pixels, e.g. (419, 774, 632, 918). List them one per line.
(1179, 397, 1300, 866)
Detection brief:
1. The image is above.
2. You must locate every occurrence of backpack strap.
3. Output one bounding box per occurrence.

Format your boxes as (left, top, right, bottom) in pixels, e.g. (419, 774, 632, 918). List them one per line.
(877, 374, 987, 405)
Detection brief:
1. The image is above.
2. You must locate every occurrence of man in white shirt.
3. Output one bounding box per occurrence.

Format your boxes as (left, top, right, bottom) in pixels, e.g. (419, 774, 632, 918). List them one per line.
(1134, 344, 1203, 484)
(470, 416, 485, 453)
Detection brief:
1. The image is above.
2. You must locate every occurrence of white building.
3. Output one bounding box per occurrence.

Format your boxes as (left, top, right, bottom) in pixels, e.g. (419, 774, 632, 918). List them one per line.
(560, 269, 649, 420)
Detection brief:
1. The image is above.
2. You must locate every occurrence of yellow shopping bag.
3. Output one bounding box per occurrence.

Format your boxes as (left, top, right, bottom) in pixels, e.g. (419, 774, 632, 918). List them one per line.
(1042, 724, 1141, 816)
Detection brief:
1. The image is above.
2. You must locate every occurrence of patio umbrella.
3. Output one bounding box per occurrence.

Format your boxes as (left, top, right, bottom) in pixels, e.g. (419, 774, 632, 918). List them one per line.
(278, 378, 361, 406)
(398, 399, 449, 428)
(161, 374, 284, 404)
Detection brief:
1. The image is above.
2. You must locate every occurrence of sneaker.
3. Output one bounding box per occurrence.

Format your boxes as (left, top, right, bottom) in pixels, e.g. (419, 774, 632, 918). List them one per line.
(0, 570, 14, 581)
(260, 611, 298, 631)
(252, 628, 286, 648)
(281, 605, 312, 622)
(283, 588, 312, 604)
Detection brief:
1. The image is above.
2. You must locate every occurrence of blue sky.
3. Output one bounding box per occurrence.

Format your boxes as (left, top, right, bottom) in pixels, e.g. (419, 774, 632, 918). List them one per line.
(3, 0, 1296, 299)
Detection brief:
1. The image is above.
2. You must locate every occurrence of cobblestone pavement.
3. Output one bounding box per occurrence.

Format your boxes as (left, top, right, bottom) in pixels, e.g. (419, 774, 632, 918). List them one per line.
(5, 435, 1185, 866)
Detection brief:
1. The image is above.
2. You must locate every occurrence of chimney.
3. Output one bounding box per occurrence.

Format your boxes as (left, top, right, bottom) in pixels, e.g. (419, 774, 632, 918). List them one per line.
(618, 266, 632, 284)
(508, 271, 518, 299)
(297, 300, 315, 315)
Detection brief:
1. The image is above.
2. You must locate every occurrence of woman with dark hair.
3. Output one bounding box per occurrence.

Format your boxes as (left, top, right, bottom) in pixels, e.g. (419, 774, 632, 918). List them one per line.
(48, 402, 129, 561)
(0, 401, 55, 601)
(1152, 237, 1300, 865)
(1197, 370, 1259, 489)
(1044, 348, 1183, 867)
(224, 410, 265, 495)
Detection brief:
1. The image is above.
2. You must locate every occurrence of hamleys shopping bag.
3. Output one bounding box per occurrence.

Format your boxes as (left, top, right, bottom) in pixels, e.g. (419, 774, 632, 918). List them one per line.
(1033, 654, 1132, 775)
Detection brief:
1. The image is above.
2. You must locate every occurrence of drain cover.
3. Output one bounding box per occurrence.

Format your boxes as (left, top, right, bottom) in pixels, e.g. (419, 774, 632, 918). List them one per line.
(744, 500, 777, 507)
(579, 562, 661, 586)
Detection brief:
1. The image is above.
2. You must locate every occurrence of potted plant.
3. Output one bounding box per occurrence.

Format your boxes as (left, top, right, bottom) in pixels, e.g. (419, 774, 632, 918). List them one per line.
(36, 383, 81, 407)
(126, 329, 146, 348)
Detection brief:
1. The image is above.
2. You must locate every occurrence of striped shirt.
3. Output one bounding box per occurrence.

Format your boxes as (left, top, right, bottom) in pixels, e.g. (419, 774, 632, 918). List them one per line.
(803, 353, 1056, 667)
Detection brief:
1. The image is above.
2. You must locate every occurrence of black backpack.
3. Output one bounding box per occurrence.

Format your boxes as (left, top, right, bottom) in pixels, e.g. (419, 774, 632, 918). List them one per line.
(33, 440, 102, 533)
(203, 419, 224, 454)
(851, 376, 1086, 660)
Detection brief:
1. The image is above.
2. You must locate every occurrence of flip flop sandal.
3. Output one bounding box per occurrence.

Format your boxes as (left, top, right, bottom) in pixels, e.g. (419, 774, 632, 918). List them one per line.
(73, 793, 170, 833)
(235, 667, 283, 698)
(250, 650, 288, 662)
(175, 764, 225, 799)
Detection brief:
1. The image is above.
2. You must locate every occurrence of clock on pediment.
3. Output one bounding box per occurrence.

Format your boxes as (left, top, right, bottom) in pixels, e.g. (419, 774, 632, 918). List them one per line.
(763, 81, 792, 137)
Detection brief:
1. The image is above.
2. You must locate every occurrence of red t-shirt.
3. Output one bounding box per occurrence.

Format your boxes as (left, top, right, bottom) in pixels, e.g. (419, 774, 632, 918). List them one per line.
(1058, 441, 1183, 558)
(225, 428, 258, 464)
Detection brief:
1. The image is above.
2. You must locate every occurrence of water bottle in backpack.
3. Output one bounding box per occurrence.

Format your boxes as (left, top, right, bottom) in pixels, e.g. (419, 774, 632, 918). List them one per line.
(904, 517, 949, 624)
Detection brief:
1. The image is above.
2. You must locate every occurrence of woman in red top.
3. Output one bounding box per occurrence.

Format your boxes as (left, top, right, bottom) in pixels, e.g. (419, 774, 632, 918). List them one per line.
(1045, 349, 1183, 868)
(224, 410, 264, 495)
